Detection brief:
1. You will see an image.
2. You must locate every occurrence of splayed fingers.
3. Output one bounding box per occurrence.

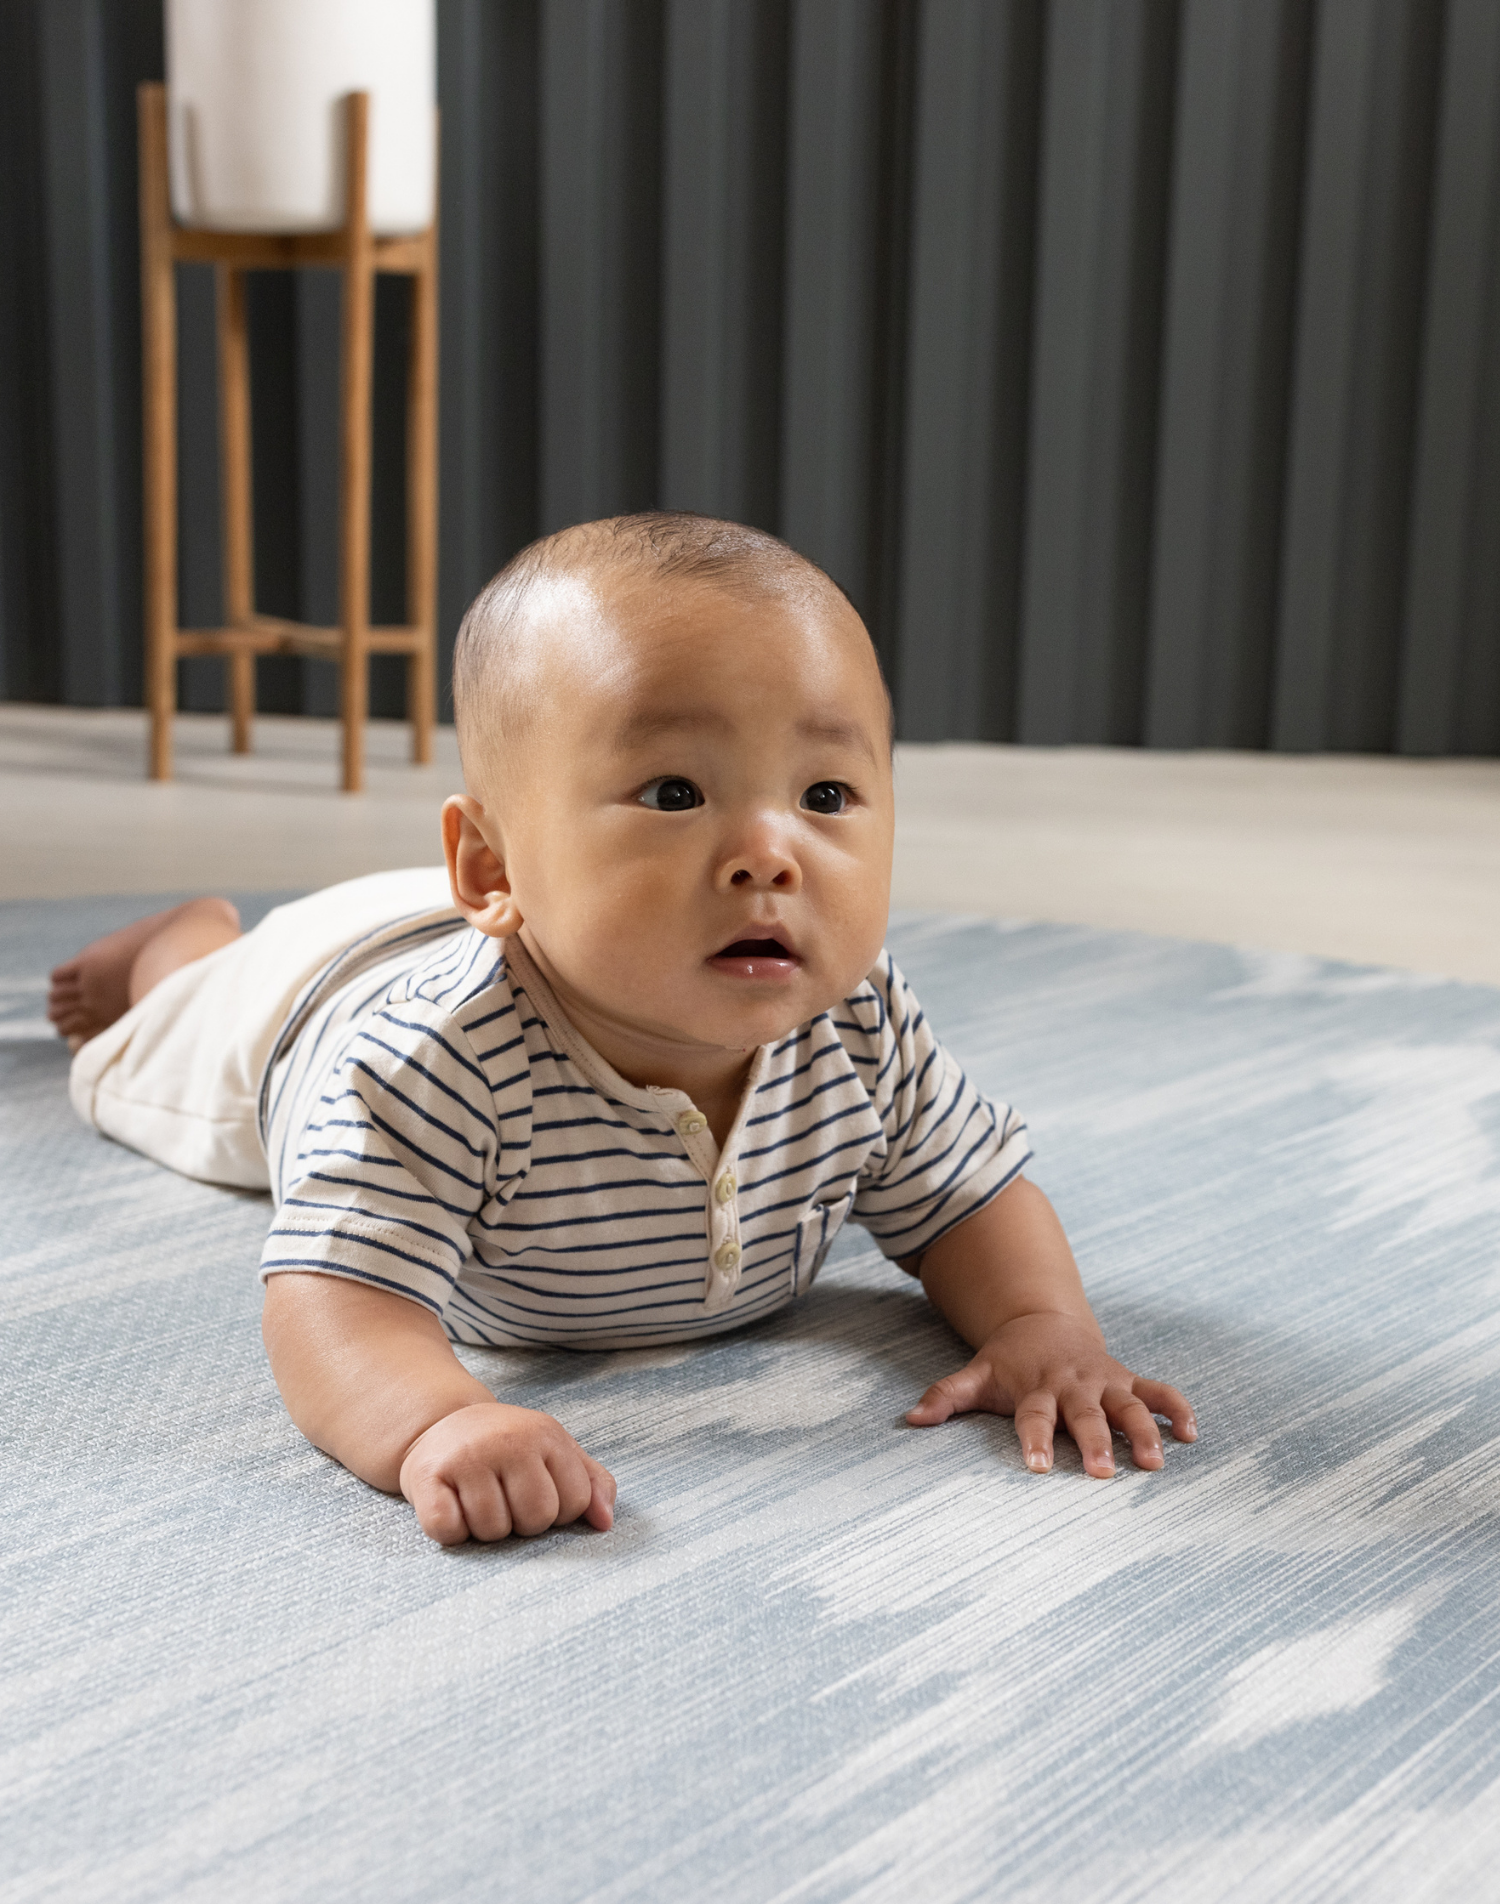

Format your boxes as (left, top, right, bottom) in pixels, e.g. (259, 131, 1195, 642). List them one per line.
(906, 1317, 1198, 1479)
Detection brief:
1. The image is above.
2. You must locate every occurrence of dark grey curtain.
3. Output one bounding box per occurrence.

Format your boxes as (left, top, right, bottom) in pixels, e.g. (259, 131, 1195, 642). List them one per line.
(2, 0, 1496, 752)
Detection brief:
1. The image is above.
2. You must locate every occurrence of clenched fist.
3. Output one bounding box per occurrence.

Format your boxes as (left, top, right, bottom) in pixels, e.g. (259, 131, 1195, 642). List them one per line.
(399, 1401, 617, 1546)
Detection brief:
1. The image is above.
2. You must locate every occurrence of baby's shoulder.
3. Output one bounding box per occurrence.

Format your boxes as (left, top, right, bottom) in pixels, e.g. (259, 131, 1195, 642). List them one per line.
(372, 932, 534, 1108)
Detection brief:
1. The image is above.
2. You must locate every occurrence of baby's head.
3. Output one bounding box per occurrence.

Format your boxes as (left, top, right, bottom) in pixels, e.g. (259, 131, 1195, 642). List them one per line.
(443, 513, 894, 1069)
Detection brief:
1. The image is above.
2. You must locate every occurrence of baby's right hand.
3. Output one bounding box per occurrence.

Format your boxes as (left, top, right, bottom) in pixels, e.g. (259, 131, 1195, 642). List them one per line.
(398, 1401, 617, 1546)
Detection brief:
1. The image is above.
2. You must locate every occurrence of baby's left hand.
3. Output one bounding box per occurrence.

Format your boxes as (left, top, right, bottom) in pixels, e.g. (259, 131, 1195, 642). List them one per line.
(904, 1311, 1197, 1477)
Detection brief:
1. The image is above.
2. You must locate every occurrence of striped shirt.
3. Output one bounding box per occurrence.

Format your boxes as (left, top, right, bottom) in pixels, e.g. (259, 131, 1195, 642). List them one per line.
(257, 914, 1031, 1349)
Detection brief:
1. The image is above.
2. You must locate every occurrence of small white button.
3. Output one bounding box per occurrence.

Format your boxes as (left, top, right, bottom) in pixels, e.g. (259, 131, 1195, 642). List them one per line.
(677, 1112, 708, 1137)
(714, 1242, 740, 1272)
(714, 1173, 735, 1204)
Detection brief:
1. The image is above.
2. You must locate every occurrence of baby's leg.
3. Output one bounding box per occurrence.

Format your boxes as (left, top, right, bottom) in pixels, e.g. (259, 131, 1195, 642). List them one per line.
(48, 897, 242, 1046)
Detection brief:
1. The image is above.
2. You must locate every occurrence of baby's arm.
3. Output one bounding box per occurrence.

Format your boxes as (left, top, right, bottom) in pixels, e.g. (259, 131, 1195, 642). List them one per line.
(262, 1274, 616, 1544)
(902, 1177, 1197, 1475)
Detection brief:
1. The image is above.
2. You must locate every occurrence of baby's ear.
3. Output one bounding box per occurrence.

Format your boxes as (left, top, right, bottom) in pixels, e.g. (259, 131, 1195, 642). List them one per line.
(442, 795, 524, 940)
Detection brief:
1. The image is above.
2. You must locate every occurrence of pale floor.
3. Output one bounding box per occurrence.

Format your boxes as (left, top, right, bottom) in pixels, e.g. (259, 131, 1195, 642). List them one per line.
(3, 703, 1498, 986)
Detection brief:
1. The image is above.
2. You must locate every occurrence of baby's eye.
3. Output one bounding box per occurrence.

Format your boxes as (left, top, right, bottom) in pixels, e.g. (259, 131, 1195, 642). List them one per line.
(638, 776, 704, 812)
(801, 781, 849, 815)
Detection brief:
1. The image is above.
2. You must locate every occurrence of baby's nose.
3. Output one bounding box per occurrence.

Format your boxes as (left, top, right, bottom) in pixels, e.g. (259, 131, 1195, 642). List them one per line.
(719, 828, 802, 891)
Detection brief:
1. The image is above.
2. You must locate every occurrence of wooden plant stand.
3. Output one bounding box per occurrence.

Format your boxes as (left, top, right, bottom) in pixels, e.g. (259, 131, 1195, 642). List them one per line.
(136, 81, 437, 793)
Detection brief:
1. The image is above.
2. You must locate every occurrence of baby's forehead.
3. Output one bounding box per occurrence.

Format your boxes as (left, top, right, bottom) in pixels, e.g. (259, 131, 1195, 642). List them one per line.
(579, 592, 891, 770)
(524, 566, 853, 678)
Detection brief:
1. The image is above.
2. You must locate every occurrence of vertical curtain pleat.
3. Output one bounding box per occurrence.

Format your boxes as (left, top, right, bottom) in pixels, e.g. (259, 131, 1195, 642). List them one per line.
(894, 0, 1040, 742)
(1144, 0, 1310, 751)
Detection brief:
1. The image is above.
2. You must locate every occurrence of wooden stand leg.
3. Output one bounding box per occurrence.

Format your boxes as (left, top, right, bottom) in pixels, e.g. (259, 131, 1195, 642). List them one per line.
(137, 84, 437, 794)
(217, 264, 255, 754)
(339, 91, 373, 795)
(138, 84, 177, 782)
(406, 220, 438, 765)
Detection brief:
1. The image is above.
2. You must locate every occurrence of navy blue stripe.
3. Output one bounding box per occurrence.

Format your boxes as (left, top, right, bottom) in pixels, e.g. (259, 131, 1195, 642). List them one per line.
(472, 1031, 526, 1065)
(528, 1142, 681, 1170)
(294, 1144, 406, 1170)
(474, 1207, 708, 1238)
(531, 1080, 645, 1102)
(866, 1122, 1016, 1225)
(280, 1197, 466, 1262)
(743, 1064, 855, 1129)
(877, 1088, 988, 1195)
(880, 1058, 963, 1156)
(262, 1261, 443, 1316)
(302, 1167, 476, 1221)
(738, 1098, 871, 1162)
(344, 1056, 492, 1163)
(532, 1112, 637, 1136)
(870, 1150, 1030, 1253)
(739, 1129, 877, 1198)
(449, 1285, 735, 1326)
(366, 1012, 491, 1094)
(352, 1100, 488, 1192)
(423, 935, 499, 1010)
(353, 1030, 495, 1128)
(462, 998, 518, 1035)
(509, 1174, 701, 1204)
(468, 1250, 710, 1281)
(767, 1026, 806, 1062)
(757, 1023, 815, 1084)
(746, 1035, 846, 1100)
(476, 1271, 710, 1305)
(264, 1225, 459, 1286)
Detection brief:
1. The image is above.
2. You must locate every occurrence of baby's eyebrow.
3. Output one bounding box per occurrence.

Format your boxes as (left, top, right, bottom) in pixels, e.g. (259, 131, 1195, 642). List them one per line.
(795, 716, 881, 764)
(612, 706, 728, 749)
(612, 707, 879, 765)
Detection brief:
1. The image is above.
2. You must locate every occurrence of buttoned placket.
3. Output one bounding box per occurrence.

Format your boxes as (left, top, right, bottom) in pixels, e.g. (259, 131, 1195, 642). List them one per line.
(648, 1049, 766, 1314)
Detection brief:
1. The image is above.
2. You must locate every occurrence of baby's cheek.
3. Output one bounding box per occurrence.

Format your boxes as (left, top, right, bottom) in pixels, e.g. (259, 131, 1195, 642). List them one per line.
(561, 889, 687, 994)
(831, 880, 892, 972)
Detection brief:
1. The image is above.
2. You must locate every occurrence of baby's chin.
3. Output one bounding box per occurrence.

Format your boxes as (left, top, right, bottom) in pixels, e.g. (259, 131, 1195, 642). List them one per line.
(682, 965, 858, 1047)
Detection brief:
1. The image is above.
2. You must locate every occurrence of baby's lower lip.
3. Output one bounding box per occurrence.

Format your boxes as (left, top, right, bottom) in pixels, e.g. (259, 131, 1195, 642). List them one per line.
(708, 939, 802, 982)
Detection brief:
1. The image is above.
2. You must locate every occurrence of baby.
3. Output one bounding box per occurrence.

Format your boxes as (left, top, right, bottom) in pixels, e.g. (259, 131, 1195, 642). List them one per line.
(52, 512, 1196, 1546)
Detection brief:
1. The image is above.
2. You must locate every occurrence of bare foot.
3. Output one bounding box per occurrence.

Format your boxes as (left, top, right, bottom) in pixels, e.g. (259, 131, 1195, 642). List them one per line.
(48, 897, 241, 1046)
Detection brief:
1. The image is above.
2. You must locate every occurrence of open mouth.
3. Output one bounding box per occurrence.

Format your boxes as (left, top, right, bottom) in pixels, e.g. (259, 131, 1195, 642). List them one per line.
(708, 936, 801, 979)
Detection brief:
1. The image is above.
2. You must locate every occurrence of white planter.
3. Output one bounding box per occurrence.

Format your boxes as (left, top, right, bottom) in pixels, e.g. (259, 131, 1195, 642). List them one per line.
(165, 0, 436, 236)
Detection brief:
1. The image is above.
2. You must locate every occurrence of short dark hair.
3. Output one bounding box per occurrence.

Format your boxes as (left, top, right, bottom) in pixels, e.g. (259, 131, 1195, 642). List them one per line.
(452, 511, 870, 787)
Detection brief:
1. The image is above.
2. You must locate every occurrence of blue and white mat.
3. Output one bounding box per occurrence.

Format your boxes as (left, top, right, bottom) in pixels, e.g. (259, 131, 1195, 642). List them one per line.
(4, 896, 1499, 1903)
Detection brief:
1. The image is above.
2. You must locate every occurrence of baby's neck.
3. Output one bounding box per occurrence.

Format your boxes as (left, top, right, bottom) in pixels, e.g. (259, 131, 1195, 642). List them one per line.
(581, 1022, 754, 1151)
(662, 1058, 754, 1151)
(509, 932, 758, 1149)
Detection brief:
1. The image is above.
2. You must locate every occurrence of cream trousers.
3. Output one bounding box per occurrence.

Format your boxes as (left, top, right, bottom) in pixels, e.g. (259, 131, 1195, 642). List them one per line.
(69, 867, 455, 1190)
